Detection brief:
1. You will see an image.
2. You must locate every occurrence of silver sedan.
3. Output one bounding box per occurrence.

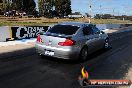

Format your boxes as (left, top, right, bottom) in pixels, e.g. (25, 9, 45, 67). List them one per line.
(35, 22, 109, 60)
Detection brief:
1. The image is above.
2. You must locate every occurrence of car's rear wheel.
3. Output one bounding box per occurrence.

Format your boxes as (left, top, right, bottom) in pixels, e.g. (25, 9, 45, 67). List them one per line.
(80, 46, 88, 61)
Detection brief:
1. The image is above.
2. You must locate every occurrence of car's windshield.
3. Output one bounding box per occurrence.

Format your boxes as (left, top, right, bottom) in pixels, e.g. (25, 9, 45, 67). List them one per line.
(46, 25, 80, 35)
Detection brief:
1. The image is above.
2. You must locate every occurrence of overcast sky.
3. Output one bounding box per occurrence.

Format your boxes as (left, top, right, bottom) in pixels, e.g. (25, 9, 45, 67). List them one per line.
(35, 0, 132, 16)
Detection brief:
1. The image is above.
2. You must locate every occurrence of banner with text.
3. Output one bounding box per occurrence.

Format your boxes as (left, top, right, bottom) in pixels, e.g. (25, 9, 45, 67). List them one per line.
(11, 26, 49, 40)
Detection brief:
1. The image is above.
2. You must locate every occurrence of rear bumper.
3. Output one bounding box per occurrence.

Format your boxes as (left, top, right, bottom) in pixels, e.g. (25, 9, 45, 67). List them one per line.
(35, 44, 80, 60)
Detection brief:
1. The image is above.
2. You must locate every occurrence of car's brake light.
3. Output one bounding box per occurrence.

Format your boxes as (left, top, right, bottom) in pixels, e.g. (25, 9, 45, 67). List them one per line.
(58, 39, 76, 46)
(37, 35, 42, 42)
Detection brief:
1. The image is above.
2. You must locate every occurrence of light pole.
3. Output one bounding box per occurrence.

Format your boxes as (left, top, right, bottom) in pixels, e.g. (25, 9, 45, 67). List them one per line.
(100, 5, 102, 19)
(113, 8, 115, 16)
(89, 0, 92, 23)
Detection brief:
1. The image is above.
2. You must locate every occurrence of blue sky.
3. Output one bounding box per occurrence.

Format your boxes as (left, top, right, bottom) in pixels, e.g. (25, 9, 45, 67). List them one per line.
(35, 0, 132, 16)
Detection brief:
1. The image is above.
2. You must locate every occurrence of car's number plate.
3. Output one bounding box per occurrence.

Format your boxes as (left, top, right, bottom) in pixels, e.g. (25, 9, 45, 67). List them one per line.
(44, 50, 54, 56)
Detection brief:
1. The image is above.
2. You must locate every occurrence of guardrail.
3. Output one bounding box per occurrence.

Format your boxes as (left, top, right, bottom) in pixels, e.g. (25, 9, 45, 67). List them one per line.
(0, 24, 132, 42)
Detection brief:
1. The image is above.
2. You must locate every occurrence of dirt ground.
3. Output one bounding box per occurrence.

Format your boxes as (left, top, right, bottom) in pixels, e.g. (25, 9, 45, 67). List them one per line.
(0, 17, 131, 26)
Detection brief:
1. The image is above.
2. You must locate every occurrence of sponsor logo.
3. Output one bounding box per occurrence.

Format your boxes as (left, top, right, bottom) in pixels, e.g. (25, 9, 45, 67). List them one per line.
(15, 27, 46, 39)
(78, 67, 132, 87)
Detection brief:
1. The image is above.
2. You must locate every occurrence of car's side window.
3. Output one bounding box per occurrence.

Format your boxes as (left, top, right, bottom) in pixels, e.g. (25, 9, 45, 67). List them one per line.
(93, 27, 100, 34)
(83, 26, 93, 35)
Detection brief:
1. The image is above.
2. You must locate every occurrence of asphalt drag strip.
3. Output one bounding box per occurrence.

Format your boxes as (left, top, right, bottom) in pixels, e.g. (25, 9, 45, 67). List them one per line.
(0, 30, 132, 88)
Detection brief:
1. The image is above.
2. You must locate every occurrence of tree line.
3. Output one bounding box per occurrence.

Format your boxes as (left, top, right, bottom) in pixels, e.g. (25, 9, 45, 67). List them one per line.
(0, 0, 72, 17)
(94, 14, 132, 21)
(0, 0, 36, 14)
(38, 0, 72, 17)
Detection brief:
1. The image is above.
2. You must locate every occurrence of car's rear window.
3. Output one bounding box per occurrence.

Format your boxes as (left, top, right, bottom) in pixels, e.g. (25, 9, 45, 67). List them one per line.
(47, 25, 79, 35)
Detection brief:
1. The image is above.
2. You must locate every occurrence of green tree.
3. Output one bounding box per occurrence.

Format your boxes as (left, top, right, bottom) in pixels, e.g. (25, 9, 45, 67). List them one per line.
(13, 0, 23, 11)
(0, 0, 3, 3)
(38, 0, 43, 15)
(38, 0, 71, 17)
(38, 0, 55, 16)
(23, 0, 36, 13)
(55, 0, 71, 17)
(13, 0, 36, 14)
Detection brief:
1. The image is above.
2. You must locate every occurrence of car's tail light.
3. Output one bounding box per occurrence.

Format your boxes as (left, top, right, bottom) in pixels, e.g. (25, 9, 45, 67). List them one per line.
(58, 39, 76, 46)
(37, 35, 42, 42)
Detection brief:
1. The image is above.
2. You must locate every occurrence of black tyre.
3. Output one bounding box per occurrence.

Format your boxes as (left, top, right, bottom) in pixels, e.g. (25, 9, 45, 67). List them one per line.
(80, 46, 88, 61)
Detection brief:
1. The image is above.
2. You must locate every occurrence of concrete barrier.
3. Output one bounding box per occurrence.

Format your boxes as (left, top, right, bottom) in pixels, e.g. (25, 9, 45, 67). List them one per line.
(0, 26, 49, 42)
(0, 26, 11, 42)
